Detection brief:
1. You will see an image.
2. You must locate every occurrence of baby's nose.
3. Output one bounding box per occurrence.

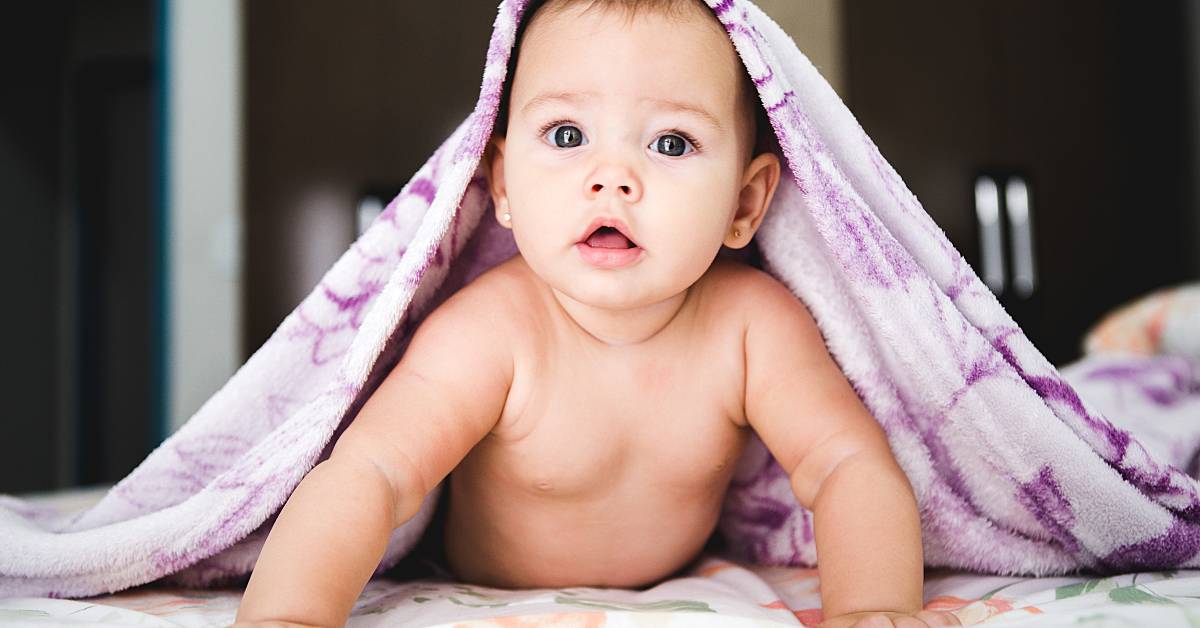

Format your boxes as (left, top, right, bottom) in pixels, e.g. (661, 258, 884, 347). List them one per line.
(585, 165, 642, 203)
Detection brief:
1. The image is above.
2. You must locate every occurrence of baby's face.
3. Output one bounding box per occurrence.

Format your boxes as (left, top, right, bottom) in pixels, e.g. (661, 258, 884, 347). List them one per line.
(486, 2, 778, 311)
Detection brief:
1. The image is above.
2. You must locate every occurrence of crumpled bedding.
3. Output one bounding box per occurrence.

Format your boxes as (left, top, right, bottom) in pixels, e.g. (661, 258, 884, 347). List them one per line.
(4, 552, 1200, 627)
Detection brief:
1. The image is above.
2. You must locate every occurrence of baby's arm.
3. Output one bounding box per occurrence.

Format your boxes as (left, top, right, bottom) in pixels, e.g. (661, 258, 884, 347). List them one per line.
(741, 274, 959, 627)
(234, 284, 513, 628)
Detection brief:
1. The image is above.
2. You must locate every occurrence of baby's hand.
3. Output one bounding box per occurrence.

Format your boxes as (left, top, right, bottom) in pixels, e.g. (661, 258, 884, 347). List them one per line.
(231, 621, 329, 628)
(818, 609, 963, 627)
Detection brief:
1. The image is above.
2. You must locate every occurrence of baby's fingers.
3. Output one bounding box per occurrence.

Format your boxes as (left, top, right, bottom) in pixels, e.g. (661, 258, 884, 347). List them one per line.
(825, 609, 963, 628)
(846, 611, 961, 627)
(844, 615, 919, 628)
(913, 609, 963, 626)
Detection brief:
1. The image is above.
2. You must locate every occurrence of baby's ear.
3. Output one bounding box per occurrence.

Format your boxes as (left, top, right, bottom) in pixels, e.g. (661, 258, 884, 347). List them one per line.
(483, 136, 510, 227)
(725, 151, 782, 249)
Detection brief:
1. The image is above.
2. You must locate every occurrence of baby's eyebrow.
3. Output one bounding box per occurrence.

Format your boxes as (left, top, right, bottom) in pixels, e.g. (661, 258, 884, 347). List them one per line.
(520, 90, 725, 132)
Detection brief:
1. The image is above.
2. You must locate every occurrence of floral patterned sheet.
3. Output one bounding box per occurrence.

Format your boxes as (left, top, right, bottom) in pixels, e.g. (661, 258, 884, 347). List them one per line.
(7, 494, 1200, 627)
(4, 558, 1200, 627)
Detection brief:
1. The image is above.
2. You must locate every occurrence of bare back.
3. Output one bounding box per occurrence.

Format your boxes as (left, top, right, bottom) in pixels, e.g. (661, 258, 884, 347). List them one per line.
(440, 254, 755, 589)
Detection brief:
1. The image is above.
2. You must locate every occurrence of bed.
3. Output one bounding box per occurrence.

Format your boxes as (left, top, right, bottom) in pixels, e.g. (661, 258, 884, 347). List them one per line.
(2, 485, 1200, 627)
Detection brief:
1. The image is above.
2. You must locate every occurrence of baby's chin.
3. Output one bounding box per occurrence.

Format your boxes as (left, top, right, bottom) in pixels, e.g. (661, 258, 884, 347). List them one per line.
(515, 244, 712, 307)
(549, 268, 696, 311)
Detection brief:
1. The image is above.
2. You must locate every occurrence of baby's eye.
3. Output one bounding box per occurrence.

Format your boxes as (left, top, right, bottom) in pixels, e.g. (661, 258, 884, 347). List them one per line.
(544, 123, 586, 149)
(650, 133, 696, 157)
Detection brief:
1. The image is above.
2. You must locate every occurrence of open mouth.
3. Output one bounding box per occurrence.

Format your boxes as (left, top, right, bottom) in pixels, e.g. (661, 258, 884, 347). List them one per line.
(575, 221, 643, 268)
(584, 225, 638, 249)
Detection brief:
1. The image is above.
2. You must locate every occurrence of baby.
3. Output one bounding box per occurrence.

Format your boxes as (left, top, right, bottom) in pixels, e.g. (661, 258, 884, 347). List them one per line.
(236, 1, 961, 627)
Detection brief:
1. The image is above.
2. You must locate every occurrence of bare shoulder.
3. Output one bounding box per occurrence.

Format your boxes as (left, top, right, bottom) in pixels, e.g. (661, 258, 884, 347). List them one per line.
(734, 264, 888, 507)
(700, 256, 810, 326)
(450, 253, 543, 342)
(424, 254, 533, 340)
(693, 258, 813, 427)
(731, 260, 823, 359)
(405, 254, 547, 387)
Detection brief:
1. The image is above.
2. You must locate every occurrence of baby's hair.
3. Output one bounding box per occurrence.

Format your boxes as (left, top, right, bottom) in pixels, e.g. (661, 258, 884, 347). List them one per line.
(492, 0, 776, 165)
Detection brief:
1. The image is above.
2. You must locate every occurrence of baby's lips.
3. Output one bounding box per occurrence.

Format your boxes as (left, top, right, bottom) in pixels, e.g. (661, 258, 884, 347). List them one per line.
(585, 229, 636, 249)
(577, 216, 639, 247)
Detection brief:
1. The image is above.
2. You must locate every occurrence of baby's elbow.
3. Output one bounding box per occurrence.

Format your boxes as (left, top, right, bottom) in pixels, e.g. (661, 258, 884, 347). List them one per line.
(792, 438, 901, 509)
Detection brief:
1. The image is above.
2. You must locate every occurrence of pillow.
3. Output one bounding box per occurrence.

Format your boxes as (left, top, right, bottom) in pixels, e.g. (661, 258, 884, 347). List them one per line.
(1083, 283, 1200, 359)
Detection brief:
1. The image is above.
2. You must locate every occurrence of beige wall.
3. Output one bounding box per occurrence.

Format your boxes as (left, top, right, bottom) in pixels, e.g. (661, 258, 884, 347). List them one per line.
(755, 0, 845, 97)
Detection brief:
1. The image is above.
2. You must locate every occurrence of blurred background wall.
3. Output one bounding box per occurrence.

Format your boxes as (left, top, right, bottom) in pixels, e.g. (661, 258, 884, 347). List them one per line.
(2, 0, 1195, 494)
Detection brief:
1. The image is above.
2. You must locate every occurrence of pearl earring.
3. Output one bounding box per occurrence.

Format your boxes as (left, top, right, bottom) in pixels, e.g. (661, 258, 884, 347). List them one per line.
(503, 211, 511, 222)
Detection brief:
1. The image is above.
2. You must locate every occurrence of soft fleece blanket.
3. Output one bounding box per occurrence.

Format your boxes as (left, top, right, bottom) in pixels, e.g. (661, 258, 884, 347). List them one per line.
(5, 0, 1200, 599)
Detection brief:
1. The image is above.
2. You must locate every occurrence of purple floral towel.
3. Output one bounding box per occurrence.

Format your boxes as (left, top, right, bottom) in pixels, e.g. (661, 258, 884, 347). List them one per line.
(5, 0, 1200, 599)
